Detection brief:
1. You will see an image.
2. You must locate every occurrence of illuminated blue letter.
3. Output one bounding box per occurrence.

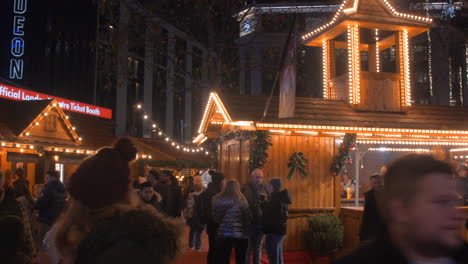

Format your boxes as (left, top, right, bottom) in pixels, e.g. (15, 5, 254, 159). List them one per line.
(11, 37, 25, 57)
(13, 16, 25, 36)
(14, 0, 28, 14)
(10, 59, 24, 79)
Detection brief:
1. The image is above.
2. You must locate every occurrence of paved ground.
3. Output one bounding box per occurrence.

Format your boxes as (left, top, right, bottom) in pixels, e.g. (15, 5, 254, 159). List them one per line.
(171, 227, 313, 264)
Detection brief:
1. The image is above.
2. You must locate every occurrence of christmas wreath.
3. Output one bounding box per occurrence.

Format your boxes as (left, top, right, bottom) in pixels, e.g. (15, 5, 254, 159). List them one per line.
(287, 152, 308, 180)
(330, 133, 357, 177)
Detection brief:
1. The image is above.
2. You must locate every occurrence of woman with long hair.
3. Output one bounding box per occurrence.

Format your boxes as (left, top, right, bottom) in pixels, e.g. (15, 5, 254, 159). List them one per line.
(212, 179, 251, 264)
(52, 138, 183, 264)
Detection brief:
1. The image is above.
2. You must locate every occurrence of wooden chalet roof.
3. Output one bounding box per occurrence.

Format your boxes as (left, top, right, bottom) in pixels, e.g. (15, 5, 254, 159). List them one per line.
(217, 93, 468, 131)
(0, 98, 51, 139)
(302, 0, 432, 46)
(68, 112, 115, 149)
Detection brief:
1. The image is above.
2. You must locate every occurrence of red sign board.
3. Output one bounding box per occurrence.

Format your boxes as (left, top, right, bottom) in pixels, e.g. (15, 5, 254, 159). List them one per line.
(0, 83, 112, 119)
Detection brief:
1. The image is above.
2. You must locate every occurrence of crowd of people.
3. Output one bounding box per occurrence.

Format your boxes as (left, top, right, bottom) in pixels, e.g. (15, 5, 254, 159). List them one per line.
(0, 137, 293, 264)
(2, 136, 467, 264)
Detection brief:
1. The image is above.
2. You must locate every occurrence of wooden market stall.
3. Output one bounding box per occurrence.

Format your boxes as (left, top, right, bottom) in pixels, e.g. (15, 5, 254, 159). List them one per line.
(0, 97, 105, 187)
(0, 97, 210, 193)
(128, 136, 210, 182)
(194, 0, 468, 251)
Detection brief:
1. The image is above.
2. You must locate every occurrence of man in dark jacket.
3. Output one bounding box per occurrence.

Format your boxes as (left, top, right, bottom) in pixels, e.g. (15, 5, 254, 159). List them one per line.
(13, 168, 34, 206)
(35, 170, 67, 244)
(262, 178, 291, 264)
(199, 172, 225, 264)
(359, 173, 384, 243)
(333, 154, 468, 264)
(242, 168, 268, 264)
(138, 181, 162, 211)
(154, 170, 183, 217)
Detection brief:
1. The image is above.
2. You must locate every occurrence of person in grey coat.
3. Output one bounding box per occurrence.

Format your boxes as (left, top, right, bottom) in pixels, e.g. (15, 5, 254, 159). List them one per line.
(212, 179, 251, 264)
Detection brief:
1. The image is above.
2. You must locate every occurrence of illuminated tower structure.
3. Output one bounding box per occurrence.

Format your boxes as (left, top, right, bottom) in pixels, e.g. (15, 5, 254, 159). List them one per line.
(302, 0, 433, 112)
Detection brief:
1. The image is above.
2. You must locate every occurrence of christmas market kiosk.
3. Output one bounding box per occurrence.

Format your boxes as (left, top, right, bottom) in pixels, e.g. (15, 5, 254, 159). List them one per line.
(194, 0, 468, 252)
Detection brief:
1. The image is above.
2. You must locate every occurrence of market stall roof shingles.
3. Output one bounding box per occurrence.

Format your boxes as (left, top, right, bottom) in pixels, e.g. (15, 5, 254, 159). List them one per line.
(67, 112, 115, 149)
(216, 93, 468, 131)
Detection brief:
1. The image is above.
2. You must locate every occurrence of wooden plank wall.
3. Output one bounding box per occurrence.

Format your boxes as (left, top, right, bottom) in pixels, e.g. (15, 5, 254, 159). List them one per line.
(360, 72, 401, 112)
(262, 135, 337, 250)
(219, 139, 250, 182)
(218, 135, 337, 250)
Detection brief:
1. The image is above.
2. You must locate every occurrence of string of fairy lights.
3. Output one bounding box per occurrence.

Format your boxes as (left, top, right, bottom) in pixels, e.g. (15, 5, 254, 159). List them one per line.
(135, 103, 209, 155)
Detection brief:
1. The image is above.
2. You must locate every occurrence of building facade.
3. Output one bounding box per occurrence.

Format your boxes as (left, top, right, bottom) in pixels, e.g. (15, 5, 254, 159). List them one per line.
(110, 0, 212, 141)
(0, 0, 212, 143)
(236, 0, 468, 106)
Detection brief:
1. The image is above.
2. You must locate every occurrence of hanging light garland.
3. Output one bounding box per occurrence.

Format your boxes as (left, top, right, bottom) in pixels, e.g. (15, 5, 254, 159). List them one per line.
(134, 103, 209, 155)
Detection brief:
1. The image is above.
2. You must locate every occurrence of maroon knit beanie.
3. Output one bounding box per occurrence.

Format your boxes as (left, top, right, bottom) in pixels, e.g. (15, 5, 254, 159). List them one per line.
(68, 137, 137, 209)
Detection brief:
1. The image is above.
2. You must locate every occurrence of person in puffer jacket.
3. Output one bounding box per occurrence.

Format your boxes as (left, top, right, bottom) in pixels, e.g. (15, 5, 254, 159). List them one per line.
(262, 178, 292, 264)
(212, 179, 251, 264)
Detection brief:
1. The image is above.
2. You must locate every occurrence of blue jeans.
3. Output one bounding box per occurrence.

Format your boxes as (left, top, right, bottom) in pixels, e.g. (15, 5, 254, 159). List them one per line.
(265, 233, 285, 264)
(189, 227, 203, 250)
(246, 224, 264, 264)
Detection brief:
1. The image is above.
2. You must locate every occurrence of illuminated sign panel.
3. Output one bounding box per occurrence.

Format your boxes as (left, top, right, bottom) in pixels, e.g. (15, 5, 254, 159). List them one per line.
(0, 83, 112, 119)
(9, 0, 27, 79)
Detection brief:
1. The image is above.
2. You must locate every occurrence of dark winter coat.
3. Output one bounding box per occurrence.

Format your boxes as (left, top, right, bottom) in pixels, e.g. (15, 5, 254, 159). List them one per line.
(186, 192, 205, 230)
(242, 182, 268, 224)
(155, 183, 183, 217)
(0, 187, 33, 260)
(262, 189, 292, 235)
(13, 177, 34, 205)
(359, 188, 385, 242)
(75, 205, 183, 264)
(139, 193, 162, 212)
(35, 180, 67, 225)
(332, 232, 468, 264)
(200, 180, 223, 224)
(0, 188, 22, 220)
(212, 196, 251, 239)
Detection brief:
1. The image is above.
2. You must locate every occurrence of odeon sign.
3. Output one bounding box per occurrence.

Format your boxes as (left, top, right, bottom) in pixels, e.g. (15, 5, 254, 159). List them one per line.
(9, 0, 27, 80)
(0, 83, 113, 119)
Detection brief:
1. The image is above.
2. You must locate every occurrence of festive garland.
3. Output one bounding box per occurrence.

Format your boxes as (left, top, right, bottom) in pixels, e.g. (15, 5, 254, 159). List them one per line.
(213, 129, 272, 172)
(330, 133, 357, 177)
(287, 152, 308, 180)
(249, 131, 273, 172)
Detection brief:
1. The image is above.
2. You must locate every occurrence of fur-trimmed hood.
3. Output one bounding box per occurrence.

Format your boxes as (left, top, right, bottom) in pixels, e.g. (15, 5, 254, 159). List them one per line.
(75, 205, 184, 264)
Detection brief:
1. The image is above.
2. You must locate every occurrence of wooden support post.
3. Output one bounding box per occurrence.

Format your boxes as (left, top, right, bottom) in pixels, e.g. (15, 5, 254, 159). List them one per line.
(369, 43, 378, 73)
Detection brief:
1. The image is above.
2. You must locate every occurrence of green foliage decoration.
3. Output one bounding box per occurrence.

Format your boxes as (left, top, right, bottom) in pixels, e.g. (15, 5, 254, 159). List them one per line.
(329, 133, 357, 177)
(287, 152, 308, 180)
(304, 214, 344, 256)
(217, 129, 272, 172)
(248, 131, 272, 172)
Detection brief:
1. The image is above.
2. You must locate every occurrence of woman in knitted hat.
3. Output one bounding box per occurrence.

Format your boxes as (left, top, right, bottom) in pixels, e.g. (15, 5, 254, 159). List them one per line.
(53, 137, 183, 264)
